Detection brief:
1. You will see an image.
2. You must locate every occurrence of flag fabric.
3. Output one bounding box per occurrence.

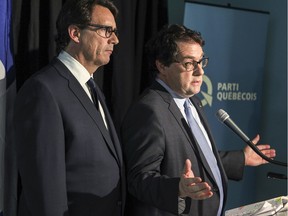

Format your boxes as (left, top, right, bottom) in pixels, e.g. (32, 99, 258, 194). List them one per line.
(0, 0, 15, 215)
(0, 60, 5, 216)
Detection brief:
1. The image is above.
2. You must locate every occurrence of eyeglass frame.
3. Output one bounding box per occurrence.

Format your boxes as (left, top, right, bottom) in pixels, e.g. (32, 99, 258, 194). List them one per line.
(86, 23, 118, 38)
(174, 57, 209, 72)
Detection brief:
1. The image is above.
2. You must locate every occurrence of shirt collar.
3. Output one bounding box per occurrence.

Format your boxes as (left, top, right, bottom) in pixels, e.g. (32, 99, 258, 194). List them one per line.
(57, 51, 92, 85)
(156, 78, 187, 108)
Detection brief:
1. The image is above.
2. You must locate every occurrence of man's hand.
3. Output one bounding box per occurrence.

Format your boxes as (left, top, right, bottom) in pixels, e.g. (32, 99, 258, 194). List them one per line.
(244, 134, 276, 166)
(179, 159, 213, 199)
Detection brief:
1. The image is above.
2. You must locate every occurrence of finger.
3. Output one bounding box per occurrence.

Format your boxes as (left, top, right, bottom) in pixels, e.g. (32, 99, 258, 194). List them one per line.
(183, 159, 191, 173)
(256, 144, 271, 150)
(182, 176, 203, 186)
(257, 144, 276, 158)
(183, 159, 195, 178)
(194, 191, 213, 200)
(261, 149, 276, 157)
(192, 190, 213, 200)
(186, 183, 213, 200)
(188, 191, 213, 200)
(251, 134, 260, 144)
(255, 146, 276, 158)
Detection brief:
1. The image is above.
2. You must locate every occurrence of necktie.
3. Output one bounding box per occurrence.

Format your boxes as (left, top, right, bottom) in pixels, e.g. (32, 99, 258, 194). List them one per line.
(87, 78, 99, 110)
(86, 78, 109, 129)
(184, 99, 223, 216)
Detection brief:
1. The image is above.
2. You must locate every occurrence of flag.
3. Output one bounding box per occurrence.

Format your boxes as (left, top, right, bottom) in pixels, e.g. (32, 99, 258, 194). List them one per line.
(0, 61, 6, 216)
(0, 0, 15, 215)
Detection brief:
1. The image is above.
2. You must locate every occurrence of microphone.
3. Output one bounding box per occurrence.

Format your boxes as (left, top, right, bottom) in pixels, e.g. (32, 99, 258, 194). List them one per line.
(216, 109, 250, 143)
(267, 172, 287, 180)
(216, 109, 287, 167)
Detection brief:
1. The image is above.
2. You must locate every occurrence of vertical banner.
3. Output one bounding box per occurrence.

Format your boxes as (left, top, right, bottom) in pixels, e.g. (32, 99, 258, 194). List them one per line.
(183, 1, 269, 210)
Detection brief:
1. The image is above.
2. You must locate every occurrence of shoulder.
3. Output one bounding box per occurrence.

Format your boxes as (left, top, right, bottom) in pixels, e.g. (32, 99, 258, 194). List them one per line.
(129, 85, 172, 117)
(19, 58, 69, 90)
(122, 88, 165, 124)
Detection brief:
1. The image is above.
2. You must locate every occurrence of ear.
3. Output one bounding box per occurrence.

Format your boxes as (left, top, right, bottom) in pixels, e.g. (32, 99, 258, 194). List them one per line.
(68, 25, 81, 43)
(155, 60, 166, 75)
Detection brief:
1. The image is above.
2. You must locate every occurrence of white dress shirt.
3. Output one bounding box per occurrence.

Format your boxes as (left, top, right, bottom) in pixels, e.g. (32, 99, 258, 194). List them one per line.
(57, 51, 108, 128)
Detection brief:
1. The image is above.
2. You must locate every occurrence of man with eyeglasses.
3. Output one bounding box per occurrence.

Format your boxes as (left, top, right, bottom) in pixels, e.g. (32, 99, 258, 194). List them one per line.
(121, 24, 275, 216)
(13, 0, 125, 215)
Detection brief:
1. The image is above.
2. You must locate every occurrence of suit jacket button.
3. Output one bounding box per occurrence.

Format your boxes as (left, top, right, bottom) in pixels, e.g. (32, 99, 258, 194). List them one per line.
(212, 187, 219, 192)
(117, 201, 122, 206)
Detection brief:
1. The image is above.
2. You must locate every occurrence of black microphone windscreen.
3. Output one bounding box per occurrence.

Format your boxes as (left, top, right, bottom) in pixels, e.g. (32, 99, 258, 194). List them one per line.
(216, 109, 229, 123)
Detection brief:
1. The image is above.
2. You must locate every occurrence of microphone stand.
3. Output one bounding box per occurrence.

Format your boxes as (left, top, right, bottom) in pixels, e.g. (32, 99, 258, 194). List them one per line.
(245, 139, 287, 167)
(247, 139, 287, 180)
(216, 109, 287, 167)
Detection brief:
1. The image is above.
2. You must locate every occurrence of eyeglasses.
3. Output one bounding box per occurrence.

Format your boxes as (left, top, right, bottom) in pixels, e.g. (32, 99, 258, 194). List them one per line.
(87, 24, 118, 38)
(175, 57, 209, 72)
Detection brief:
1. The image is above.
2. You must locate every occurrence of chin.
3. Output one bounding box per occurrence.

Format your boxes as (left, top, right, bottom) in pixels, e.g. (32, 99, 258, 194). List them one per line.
(191, 89, 200, 95)
(100, 59, 110, 66)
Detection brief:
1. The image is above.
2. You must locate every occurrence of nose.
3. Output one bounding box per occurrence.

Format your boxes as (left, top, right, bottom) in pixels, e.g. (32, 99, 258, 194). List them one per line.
(192, 64, 204, 76)
(109, 32, 119, 45)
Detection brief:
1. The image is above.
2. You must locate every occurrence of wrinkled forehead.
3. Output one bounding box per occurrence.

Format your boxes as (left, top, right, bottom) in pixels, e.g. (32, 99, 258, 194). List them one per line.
(175, 41, 204, 60)
(91, 5, 117, 27)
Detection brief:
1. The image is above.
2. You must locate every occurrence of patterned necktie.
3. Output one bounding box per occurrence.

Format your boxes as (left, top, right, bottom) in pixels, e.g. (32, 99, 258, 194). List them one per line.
(86, 78, 99, 110)
(184, 99, 223, 216)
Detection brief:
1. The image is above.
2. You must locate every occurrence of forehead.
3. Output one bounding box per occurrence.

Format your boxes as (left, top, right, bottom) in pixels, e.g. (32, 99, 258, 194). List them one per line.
(91, 5, 116, 27)
(176, 41, 204, 59)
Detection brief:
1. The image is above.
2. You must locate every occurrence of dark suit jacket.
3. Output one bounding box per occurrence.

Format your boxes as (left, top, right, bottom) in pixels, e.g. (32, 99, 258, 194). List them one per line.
(121, 81, 245, 216)
(14, 58, 126, 216)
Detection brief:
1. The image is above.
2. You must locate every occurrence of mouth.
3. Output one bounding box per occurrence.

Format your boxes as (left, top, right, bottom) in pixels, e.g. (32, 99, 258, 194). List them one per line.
(191, 79, 202, 86)
(106, 50, 113, 55)
(192, 79, 201, 84)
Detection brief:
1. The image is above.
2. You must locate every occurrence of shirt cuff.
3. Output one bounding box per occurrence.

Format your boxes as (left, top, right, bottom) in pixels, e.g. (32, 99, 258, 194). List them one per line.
(178, 197, 186, 214)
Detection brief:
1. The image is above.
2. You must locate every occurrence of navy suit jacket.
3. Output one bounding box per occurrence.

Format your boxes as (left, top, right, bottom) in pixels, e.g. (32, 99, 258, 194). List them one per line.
(121, 81, 244, 216)
(14, 58, 126, 216)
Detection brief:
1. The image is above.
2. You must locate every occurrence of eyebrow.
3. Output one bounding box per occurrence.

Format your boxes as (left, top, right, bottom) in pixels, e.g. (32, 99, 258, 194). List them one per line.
(181, 54, 205, 61)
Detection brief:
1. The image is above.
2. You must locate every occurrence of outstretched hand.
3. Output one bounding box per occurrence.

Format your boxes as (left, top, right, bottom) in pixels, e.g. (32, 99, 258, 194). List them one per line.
(179, 159, 213, 200)
(244, 134, 276, 166)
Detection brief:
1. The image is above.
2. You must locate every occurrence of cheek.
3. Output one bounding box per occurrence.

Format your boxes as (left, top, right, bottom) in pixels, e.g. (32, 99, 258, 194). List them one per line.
(180, 73, 192, 85)
(82, 40, 96, 54)
(94, 47, 107, 61)
(84, 37, 101, 55)
(95, 44, 106, 56)
(95, 47, 101, 55)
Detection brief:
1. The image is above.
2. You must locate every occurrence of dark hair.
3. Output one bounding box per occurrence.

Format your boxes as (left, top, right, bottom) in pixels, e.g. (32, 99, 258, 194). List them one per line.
(145, 24, 205, 76)
(55, 0, 118, 54)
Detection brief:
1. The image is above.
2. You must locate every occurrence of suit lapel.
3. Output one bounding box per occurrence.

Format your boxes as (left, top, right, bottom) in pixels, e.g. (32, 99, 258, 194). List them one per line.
(191, 96, 228, 186)
(152, 82, 198, 152)
(51, 58, 120, 165)
(151, 81, 220, 184)
(94, 84, 123, 165)
(191, 96, 220, 159)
